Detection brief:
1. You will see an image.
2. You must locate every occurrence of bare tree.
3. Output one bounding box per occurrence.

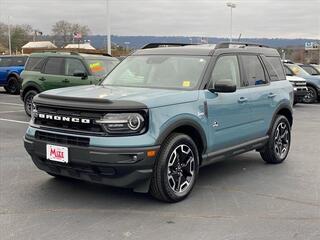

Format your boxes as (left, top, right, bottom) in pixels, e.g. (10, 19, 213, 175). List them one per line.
(52, 20, 90, 46)
(52, 20, 72, 45)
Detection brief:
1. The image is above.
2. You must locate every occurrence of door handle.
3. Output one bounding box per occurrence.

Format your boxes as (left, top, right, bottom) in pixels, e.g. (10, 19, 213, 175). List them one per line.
(238, 97, 248, 103)
(62, 79, 70, 83)
(39, 77, 46, 81)
(268, 93, 277, 98)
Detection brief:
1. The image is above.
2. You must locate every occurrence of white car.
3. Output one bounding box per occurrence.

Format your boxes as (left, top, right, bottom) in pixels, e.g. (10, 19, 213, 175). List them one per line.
(286, 76, 308, 104)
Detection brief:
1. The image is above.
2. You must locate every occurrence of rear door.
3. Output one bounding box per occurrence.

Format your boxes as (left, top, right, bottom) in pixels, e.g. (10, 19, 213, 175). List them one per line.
(240, 54, 276, 138)
(41, 57, 67, 90)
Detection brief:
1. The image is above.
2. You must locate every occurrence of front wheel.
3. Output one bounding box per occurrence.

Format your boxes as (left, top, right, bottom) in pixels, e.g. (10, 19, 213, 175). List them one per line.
(149, 133, 199, 202)
(24, 90, 38, 116)
(5, 76, 20, 94)
(260, 115, 291, 164)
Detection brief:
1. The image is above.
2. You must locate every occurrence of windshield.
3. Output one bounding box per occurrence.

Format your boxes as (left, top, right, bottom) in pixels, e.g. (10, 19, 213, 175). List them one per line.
(101, 55, 209, 90)
(286, 64, 310, 77)
(86, 58, 119, 77)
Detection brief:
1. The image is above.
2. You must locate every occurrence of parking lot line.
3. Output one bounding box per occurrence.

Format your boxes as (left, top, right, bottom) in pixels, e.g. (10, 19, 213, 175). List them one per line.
(0, 118, 29, 124)
(0, 102, 23, 106)
(0, 110, 25, 114)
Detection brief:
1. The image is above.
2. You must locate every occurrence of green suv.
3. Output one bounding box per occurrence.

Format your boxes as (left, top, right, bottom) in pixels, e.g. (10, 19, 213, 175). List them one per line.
(20, 52, 119, 115)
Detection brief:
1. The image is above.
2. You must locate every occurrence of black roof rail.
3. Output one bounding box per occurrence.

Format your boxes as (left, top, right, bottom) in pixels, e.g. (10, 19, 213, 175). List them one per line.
(215, 42, 269, 49)
(141, 43, 195, 49)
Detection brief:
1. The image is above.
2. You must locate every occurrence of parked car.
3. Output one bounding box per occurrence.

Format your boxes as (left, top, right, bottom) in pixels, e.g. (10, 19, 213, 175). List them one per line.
(20, 52, 120, 115)
(298, 64, 320, 76)
(0, 55, 28, 94)
(286, 76, 308, 104)
(284, 63, 320, 103)
(24, 42, 293, 202)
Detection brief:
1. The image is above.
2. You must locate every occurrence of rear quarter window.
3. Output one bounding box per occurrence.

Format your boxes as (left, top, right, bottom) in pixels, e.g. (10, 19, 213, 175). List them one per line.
(25, 57, 45, 72)
(266, 56, 286, 81)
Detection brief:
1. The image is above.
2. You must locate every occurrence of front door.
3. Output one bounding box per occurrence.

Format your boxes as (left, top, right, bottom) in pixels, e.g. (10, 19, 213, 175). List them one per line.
(63, 58, 93, 87)
(206, 55, 253, 152)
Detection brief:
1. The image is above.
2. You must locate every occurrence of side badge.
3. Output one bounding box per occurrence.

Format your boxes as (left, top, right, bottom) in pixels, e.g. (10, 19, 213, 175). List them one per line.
(212, 121, 219, 128)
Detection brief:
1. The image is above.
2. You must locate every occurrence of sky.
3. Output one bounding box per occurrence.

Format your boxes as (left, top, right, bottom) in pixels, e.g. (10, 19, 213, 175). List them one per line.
(0, 0, 319, 39)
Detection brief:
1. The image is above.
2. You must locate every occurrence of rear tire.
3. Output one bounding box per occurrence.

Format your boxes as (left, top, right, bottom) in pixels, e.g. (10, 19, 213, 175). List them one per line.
(149, 133, 199, 202)
(24, 90, 38, 116)
(5, 76, 20, 94)
(260, 115, 291, 164)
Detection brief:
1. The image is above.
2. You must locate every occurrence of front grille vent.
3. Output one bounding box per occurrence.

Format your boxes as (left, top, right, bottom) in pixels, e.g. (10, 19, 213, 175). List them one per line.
(35, 131, 90, 147)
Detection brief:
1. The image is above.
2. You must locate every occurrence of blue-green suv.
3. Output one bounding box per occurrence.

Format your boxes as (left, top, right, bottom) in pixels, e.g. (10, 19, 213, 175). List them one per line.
(24, 43, 294, 202)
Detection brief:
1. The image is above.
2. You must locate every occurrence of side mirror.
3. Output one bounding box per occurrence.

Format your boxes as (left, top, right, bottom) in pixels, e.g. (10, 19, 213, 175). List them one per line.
(210, 79, 236, 93)
(73, 71, 88, 79)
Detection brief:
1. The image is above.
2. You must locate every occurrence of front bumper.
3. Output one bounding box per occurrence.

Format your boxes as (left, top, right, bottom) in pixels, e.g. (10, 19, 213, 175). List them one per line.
(293, 87, 308, 102)
(24, 135, 160, 193)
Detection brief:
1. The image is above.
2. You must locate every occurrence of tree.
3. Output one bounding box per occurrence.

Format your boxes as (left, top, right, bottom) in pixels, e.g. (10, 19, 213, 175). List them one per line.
(0, 22, 33, 53)
(52, 20, 90, 46)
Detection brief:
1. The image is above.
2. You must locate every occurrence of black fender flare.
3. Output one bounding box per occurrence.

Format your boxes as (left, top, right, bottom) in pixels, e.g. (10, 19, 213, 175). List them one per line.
(21, 82, 42, 100)
(268, 102, 293, 134)
(155, 118, 208, 153)
(7, 72, 20, 81)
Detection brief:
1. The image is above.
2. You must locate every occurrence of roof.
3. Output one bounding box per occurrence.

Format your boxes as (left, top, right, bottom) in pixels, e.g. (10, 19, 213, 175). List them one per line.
(22, 41, 57, 49)
(133, 42, 279, 57)
(64, 43, 95, 50)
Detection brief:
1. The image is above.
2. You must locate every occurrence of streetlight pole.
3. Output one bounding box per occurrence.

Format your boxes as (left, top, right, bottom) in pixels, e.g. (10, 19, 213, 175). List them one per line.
(8, 16, 12, 55)
(106, 0, 111, 55)
(226, 2, 236, 43)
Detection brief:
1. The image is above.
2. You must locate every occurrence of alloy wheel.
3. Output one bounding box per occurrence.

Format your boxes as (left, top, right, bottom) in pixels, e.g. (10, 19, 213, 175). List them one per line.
(167, 144, 195, 194)
(274, 122, 290, 159)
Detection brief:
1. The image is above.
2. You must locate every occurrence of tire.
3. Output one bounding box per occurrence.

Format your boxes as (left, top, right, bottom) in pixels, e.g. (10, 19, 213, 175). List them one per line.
(23, 90, 38, 116)
(260, 115, 291, 164)
(303, 86, 317, 104)
(5, 76, 20, 94)
(149, 133, 199, 202)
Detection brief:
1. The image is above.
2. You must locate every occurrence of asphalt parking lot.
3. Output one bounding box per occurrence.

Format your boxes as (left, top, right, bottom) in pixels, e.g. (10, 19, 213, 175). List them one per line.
(0, 87, 319, 240)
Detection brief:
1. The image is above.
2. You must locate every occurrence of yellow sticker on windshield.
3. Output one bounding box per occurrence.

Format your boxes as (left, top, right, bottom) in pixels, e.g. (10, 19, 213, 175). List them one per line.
(292, 66, 300, 75)
(182, 81, 191, 87)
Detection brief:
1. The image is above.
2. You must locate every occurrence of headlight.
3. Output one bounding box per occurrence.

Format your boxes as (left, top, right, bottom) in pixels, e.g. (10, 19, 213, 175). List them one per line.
(96, 113, 146, 135)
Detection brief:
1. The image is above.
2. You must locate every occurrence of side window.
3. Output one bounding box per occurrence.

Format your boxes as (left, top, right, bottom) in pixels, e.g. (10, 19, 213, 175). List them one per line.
(0, 58, 11, 67)
(241, 55, 267, 86)
(303, 66, 318, 75)
(10, 57, 26, 66)
(265, 56, 286, 80)
(210, 55, 241, 88)
(65, 58, 87, 76)
(43, 57, 64, 75)
(25, 57, 46, 72)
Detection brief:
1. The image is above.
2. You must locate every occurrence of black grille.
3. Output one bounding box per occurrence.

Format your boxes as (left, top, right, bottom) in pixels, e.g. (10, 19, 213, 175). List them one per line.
(35, 131, 90, 147)
(34, 106, 104, 134)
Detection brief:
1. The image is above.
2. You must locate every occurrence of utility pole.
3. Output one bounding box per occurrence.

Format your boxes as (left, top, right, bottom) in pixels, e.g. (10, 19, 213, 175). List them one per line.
(226, 2, 236, 43)
(8, 16, 12, 55)
(106, 0, 111, 55)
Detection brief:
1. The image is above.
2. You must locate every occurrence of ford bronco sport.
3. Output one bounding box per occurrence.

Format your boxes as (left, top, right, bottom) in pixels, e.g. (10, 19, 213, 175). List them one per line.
(24, 42, 294, 202)
(20, 52, 119, 116)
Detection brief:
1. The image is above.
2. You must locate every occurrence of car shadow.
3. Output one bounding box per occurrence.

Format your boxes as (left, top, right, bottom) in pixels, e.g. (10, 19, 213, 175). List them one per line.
(32, 152, 269, 208)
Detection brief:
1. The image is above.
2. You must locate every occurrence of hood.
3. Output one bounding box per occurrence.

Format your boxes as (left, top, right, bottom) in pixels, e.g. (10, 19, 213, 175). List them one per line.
(286, 76, 306, 82)
(302, 75, 320, 85)
(37, 85, 199, 109)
